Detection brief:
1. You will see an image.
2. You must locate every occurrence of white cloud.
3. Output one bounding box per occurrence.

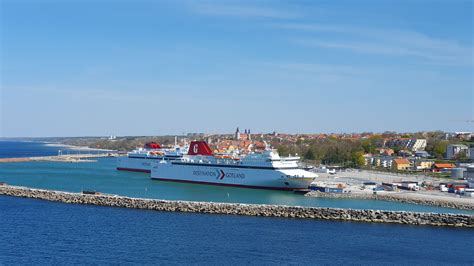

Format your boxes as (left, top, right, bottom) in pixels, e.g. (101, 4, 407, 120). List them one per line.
(278, 23, 473, 66)
(258, 61, 363, 76)
(189, 2, 302, 19)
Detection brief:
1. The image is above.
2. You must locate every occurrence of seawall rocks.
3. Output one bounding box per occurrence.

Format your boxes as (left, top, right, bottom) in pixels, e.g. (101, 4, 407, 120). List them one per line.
(1, 185, 473, 227)
(305, 191, 474, 210)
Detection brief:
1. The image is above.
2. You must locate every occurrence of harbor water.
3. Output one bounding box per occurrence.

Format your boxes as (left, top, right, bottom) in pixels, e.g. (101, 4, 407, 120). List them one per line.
(0, 141, 473, 214)
(1, 141, 473, 264)
(1, 195, 473, 265)
(0, 140, 106, 158)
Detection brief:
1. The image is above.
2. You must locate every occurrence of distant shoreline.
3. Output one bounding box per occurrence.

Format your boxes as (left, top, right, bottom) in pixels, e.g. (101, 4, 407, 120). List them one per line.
(0, 139, 114, 152)
(43, 142, 114, 152)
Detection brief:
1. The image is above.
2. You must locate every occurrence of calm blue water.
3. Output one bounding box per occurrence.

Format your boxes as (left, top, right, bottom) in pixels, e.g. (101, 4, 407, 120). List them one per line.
(1, 196, 473, 265)
(1, 141, 473, 264)
(0, 141, 473, 214)
(0, 140, 106, 158)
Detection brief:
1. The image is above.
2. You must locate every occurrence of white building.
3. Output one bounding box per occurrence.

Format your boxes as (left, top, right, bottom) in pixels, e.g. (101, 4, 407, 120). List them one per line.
(363, 154, 374, 166)
(385, 138, 427, 151)
(373, 156, 393, 168)
(446, 144, 469, 159)
(408, 139, 427, 151)
(363, 155, 394, 168)
(470, 146, 474, 160)
(381, 157, 393, 168)
(466, 166, 474, 188)
(455, 132, 473, 141)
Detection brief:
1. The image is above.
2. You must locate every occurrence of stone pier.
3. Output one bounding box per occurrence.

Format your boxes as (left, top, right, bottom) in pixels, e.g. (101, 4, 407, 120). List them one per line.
(1, 185, 472, 227)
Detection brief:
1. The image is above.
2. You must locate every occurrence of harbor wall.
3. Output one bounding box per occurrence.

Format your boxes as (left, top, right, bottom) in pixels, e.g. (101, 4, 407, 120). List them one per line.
(305, 191, 474, 210)
(0, 185, 472, 227)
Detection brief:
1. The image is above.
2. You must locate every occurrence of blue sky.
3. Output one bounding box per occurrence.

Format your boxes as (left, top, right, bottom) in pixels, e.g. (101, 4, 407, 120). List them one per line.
(1, 0, 473, 137)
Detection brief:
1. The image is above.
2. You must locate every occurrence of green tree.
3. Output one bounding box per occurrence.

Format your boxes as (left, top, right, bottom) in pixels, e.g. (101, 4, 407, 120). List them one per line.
(361, 139, 376, 153)
(304, 149, 315, 160)
(277, 145, 289, 156)
(392, 146, 401, 154)
(351, 151, 365, 168)
(433, 141, 448, 159)
(456, 151, 468, 160)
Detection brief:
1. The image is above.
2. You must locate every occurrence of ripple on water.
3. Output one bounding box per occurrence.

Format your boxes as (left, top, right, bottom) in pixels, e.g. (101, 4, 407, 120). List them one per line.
(0, 157, 472, 214)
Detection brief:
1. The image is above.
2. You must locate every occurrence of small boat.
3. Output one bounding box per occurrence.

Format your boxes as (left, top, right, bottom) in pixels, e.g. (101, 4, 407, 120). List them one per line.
(82, 190, 100, 195)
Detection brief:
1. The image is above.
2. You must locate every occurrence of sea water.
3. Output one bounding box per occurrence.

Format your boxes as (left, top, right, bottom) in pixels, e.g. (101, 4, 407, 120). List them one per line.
(0, 141, 472, 214)
(0, 140, 106, 158)
(1, 141, 473, 264)
(1, 196, 473, 265)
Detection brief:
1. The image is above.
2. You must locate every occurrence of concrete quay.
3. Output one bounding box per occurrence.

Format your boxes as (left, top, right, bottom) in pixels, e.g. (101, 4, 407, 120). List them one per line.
(0, 185, 472, 227)
(306, 191, 474, 211)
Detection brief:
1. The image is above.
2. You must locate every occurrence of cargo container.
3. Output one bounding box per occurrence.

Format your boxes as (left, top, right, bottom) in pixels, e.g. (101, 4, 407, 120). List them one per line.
(399, 181, 419, 191)
(309, 186, 344, 193)
(464, 189, 474, 197)
(363, 182, 377, 190)
(451, 168, 466, 179)
(464, 191, 474, 197)
(439, 184, 449, 192)
(310, 186, 326, 192)
(325, 187, 343, 193)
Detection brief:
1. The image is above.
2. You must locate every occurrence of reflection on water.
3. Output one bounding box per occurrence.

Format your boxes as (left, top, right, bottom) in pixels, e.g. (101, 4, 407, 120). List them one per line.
(0, 157, 472, 214)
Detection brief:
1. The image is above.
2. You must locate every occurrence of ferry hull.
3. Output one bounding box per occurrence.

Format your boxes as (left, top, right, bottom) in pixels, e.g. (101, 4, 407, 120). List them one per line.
(151, 162, 316, 190)
(116, 156, 155, 173)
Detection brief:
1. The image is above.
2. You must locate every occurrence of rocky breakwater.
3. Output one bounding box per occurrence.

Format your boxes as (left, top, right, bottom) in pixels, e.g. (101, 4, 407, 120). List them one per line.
(306, 191, 474, 210)
(1, 185, 473, 227)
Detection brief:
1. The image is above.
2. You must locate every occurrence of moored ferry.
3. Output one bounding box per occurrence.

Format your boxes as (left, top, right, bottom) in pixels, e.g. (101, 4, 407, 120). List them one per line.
(150, 141, 317, 190)
(117, 142, 186, 173)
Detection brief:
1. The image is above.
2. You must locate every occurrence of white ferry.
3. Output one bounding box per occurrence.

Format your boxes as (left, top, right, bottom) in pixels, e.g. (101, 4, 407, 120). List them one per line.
(150, 141, 317, 190)
(117, 142, 186, 173)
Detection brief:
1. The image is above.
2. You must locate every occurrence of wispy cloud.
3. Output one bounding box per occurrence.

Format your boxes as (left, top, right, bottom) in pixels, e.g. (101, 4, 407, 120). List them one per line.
(189, 2, 302, 19)
(259, 61, 363, 76)
(278, 23, 473, 66)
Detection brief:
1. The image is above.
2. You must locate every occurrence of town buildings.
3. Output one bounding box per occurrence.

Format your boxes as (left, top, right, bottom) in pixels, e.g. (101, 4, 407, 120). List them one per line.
(374, 156, 393, 168)
(454, 132, 473, 141)
(446, 144, 470, 159)
(376, 148, 395, 156)
(192, 129, 472, 175)
(384, 138, 427, 151)
(392, 158, 411, 170)
(467, 166, 474, 188)
(363, 154, 436, 171)
(433, 163, 455, 173)
(414, 159, 435, 170)
(414, 151, 431, 158)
